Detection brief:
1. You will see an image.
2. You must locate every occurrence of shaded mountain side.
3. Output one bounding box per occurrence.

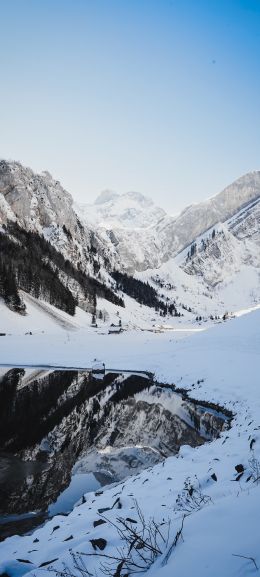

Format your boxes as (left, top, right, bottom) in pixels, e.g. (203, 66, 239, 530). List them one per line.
(181, 214, 260, 289)
(0, 222, 175, 319)
(0, 222, 124, 315)
(0, 159, 119, 277)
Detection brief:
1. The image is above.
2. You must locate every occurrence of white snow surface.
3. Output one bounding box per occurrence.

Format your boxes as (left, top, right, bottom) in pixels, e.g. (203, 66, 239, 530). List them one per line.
(0, 308, 260, 577)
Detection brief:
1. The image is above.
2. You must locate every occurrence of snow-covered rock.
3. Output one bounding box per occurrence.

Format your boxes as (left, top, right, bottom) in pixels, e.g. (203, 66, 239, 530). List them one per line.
(0, 160, 117, 276)
(77, 189, 166, 230)
(78, 171, 260, 273)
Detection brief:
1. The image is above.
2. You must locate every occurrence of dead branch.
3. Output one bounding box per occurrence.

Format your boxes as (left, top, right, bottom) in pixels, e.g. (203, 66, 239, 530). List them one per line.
(232, 553, 258, 571)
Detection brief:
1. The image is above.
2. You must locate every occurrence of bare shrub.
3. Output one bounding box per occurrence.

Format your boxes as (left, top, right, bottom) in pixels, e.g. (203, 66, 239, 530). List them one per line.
(248, 457, 260, 485)
(48, 500, 185, 577)
(175, 477, 212, 513)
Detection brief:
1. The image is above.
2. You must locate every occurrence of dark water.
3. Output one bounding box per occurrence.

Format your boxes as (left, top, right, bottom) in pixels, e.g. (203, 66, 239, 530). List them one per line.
(0, 367, 229, 539)
(0, 451, 44, 487)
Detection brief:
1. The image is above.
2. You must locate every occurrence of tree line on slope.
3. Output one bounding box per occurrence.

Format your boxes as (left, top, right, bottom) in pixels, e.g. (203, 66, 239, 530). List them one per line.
(0, 223, 124, 315)
(111, 271, 179, 316)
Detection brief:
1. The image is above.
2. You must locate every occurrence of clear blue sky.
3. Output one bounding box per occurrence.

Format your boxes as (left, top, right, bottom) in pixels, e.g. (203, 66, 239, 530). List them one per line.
(0, 0, 259, 212)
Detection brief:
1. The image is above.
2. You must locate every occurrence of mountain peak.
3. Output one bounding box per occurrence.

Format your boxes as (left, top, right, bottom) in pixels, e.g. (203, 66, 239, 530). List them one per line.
(80, 190, 166, 230)
(94, 189, 154, 208)
(94, 189, 119, 205)
(123, 191, 153, 206)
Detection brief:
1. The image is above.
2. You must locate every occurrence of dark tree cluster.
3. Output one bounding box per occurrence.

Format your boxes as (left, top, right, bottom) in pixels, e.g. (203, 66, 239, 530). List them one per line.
(0, 229, 76, 314)
(0, 261, 25, 313)
(189, 242, 197, 258)
(186, 229, 220, 261)
(111, 270, 179, 316)
(0, 222, 124, 315)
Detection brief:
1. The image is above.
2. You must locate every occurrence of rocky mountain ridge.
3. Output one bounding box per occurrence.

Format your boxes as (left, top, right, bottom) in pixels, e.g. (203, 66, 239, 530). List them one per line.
(0, 160, 118, 276)
(1, 159, 260, 320)
(79, 170, 260, 272)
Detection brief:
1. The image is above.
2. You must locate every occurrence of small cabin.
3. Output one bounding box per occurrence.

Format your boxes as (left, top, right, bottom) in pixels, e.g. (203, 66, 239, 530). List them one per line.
(91, 359, 105, 374)
(108, 323, 122, 334)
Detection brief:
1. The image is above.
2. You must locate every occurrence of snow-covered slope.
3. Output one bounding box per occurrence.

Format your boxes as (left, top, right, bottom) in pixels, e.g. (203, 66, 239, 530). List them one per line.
(78, 171, 260, 272)
(137, 194, 260, 318)
(180, 198, 260, 308)
(1, 308, 260, 577)
(0, 293, 94, 335)
(0, 161, 131, 321)
(167, 170, 260, 256)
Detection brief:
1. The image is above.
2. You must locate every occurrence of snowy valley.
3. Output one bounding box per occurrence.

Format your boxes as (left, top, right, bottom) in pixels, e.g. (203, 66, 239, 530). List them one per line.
(0, 160, 260, 577)
(1, 160, 260, 328)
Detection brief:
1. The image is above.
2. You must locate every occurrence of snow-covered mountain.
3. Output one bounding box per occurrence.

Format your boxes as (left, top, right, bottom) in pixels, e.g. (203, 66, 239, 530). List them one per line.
(1, 160, 260, 576)
(76, 189, 171, 271)
(1, 159, 260, 323)
(141, 193, 260, 317)
(0, 161, 130, 318)
(79, 171, 260, 274)
(75, 170, 260, 316)
(77, 189, 166, 229)
(0, 159, 115, 274)
(167, 170, 260, 257)
(0, 161, 182, 326)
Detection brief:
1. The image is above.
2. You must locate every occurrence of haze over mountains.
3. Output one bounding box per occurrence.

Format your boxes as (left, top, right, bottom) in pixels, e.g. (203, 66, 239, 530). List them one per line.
(0, 158, 260, 325)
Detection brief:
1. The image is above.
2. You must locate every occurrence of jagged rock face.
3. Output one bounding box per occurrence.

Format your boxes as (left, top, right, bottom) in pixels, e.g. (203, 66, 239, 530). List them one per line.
(169, 171, 260, 253)
(0, 160, 117, 275)
(79, 171, 260, 272)
(1, 159, 260, 306)
(97, 225, 167, 273)
(1, 160, 260, 275)
(0, 160, 76, 231)
(228, 196, 260, 246)
(181, 198, 260, 288)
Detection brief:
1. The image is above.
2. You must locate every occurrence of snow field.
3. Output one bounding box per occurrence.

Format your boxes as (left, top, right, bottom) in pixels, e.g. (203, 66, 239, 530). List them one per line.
(0, 309, 260, 576)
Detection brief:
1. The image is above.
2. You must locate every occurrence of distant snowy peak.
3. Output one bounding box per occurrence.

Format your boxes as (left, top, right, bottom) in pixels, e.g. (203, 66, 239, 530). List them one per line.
(94, 189, 119, 205)
(78, 190, 166, 230)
